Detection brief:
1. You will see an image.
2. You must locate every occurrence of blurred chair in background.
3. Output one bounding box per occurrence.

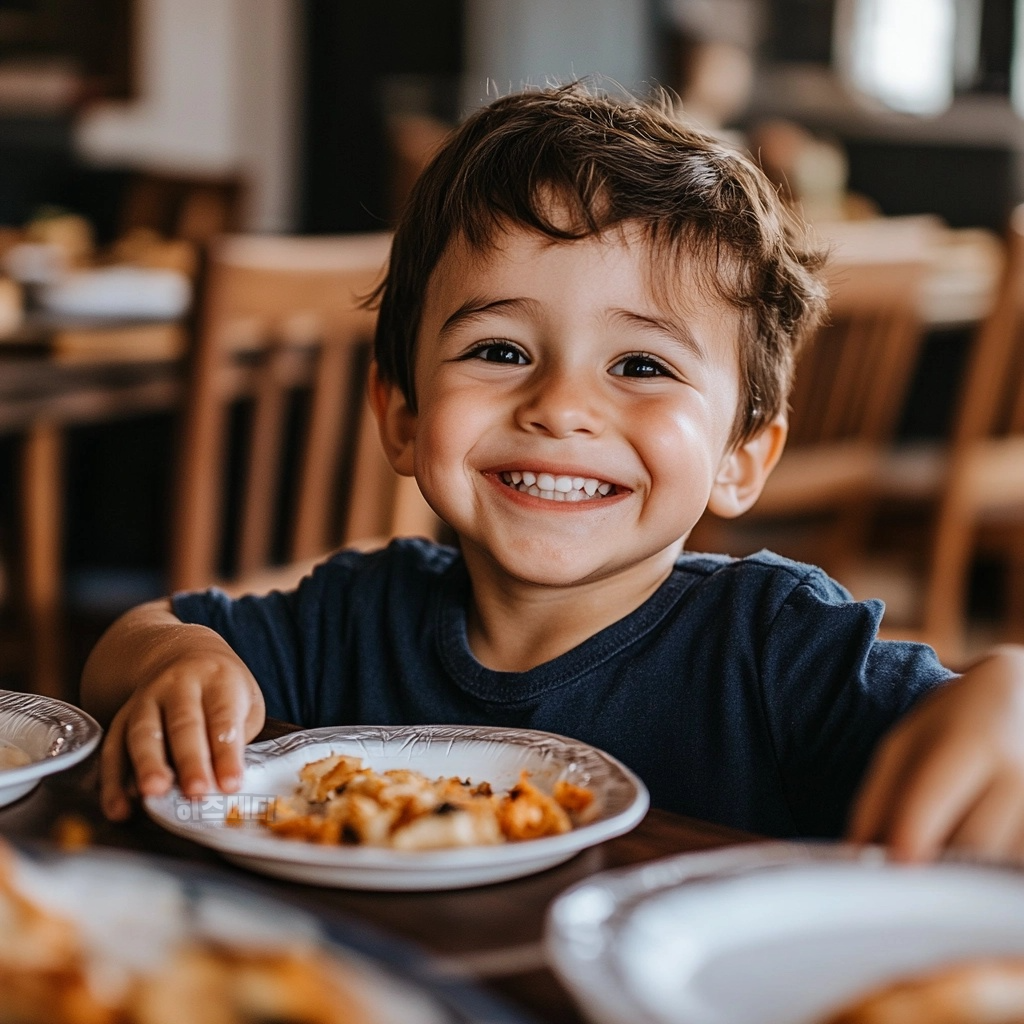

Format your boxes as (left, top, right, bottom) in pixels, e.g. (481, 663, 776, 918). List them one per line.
(845, 205, 1024, 663)
(118, 169, 246, 246)
(171, 231, 442, 598)
(689, 221, 933, 585)
(104, 168, 248, 280)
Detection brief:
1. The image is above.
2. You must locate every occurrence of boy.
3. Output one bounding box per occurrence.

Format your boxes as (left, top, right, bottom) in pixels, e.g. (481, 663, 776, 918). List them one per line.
(84, 84, 1024, 859)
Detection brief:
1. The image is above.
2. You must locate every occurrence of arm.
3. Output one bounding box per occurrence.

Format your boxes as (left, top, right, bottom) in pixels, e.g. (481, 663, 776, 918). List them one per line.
(848, 644, 1024, 860)
(80, 599, 266, 821)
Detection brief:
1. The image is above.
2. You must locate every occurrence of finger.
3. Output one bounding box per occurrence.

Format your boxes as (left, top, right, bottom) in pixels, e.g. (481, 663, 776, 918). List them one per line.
(162, 697, 217, 798)
(1006, 816, 1024, 865)
(949, 776, 1024, 860)
(202, 688, 250, 793)
(123, 708, 176, 797)
(848, 727, 922, 844)
(99, 714, 132, 820)
(883, 741, 993, 861)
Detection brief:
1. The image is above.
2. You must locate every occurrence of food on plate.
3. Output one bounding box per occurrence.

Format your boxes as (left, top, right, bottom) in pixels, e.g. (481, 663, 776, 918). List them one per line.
(236, 753, 595, 850)
(0, 842, 377, 1024)
(820, 957, 1024, 1024)
(0, 739, 31, 769)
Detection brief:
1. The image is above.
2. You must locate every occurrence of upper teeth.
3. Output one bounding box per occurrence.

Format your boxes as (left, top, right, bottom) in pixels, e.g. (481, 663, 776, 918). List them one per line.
(500, 471, 614, 501)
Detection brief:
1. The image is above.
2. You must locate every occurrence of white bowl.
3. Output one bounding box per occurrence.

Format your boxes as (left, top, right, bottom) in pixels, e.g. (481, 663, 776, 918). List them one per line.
(546, 842, 1024, 1024)
(0, 690, 102, 807)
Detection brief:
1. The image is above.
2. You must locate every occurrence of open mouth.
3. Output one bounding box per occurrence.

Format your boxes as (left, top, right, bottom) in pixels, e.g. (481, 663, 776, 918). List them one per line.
(498, 471, 618, 502)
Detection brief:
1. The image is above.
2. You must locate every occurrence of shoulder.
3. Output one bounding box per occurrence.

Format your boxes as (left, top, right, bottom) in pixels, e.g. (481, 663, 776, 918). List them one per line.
(676, 548, 858, 608)
(304, 537, 461, 594)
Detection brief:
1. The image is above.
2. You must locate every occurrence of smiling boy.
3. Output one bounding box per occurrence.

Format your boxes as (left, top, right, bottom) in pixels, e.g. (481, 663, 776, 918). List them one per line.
(83, 84, 1024, 859)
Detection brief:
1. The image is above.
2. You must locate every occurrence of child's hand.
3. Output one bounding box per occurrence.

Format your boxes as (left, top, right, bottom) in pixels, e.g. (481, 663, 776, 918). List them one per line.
(848, 646, 1024, 861)
(81, 601, 266, 822)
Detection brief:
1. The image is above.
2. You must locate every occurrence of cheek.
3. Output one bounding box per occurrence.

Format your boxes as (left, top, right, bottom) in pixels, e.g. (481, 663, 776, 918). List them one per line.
(411, 385, 491, 483)
(632, 394, 732, 481)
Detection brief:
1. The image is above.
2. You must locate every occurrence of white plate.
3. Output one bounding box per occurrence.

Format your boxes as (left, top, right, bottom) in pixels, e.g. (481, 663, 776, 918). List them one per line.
(0, 690, 102, 806)
(144, 724, 649, 891)
(546, 842, 1024, 1024)
(9, 842, 530, 1024)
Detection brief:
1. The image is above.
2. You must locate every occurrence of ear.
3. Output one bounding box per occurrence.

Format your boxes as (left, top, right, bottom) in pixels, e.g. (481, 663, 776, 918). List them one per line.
(706, 415, 788, 519)
(368, 360, 417, 477)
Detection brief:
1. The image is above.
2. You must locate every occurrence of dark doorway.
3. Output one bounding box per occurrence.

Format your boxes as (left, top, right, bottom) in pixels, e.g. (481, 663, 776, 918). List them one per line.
(299, 0, 464, 234)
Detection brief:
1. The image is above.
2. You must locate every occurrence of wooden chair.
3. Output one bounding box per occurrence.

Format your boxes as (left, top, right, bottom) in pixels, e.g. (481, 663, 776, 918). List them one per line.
(690, 238, 932, 581)
(118, 169, 247, 245)
(845, 206, 1024, 662)
(170, 231, 442, 597)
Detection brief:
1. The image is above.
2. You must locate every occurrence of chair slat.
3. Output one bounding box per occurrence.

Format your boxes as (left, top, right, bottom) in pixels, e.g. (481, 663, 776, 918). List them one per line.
(169, 232, 443, 595)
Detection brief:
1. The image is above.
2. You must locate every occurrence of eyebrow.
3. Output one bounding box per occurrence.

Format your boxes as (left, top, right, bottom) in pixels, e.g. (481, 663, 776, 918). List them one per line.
(439, 297, 540, 336)
(611, 310, 707, 362)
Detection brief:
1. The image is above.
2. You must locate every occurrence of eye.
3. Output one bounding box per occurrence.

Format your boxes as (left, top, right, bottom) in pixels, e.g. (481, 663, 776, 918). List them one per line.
(462, 341, 529, 365)
(610, 352, 676, 379)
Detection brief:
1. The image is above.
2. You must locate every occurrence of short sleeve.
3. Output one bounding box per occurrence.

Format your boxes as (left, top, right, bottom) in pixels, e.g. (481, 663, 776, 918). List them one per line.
(757, 565, 955, 837)
(171, 551, 360, 724)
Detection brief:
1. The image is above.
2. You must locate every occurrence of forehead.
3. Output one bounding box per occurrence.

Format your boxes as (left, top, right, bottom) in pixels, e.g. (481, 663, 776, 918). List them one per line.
(421, 220, 742, 328)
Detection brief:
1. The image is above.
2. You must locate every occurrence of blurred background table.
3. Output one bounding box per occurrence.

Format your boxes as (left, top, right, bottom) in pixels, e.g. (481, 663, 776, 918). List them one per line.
(0, 312, 186, 699)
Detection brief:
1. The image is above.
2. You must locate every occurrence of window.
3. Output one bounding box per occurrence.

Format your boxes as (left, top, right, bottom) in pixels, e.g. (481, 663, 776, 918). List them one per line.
(835, 0, 957, 114)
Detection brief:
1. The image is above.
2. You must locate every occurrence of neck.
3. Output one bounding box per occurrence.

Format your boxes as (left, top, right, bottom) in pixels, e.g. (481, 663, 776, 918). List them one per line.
(461, 544, 683, 673)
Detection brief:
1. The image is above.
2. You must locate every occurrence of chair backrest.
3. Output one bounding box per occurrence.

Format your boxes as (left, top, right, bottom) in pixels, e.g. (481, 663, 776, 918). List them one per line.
(917, 206, 1024, 649)
(169, 232, 441, 593)
(785, 245, 930, 451)
(949, 205, 1024, 452)
(119, 170, 247, 245)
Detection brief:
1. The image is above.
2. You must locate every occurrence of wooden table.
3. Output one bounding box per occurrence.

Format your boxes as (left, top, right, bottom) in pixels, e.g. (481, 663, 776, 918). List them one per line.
(0, 315, 186, 697)
(0, 718, 756, 1023)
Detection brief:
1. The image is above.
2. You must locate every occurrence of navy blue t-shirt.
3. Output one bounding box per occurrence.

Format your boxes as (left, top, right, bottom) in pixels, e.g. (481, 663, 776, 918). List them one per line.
(172, 539, 954, 839)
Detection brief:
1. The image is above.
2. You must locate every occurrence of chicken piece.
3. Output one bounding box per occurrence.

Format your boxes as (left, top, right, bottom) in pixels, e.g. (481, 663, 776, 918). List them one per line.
(391, 801, 504, 850)
(496, 772, 572, 841)
(129, 943, 376, 1024)
(296, 754, 364, 803)
(820, 958, 1024, 1024)
(553, 779, 596, 816)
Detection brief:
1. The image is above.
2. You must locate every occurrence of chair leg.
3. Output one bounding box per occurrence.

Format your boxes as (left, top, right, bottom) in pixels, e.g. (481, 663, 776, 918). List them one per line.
(20, 423, 65, 699)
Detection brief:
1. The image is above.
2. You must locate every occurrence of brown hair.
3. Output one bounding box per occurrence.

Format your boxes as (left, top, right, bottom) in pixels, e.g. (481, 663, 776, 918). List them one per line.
(373, 82, 827, 444)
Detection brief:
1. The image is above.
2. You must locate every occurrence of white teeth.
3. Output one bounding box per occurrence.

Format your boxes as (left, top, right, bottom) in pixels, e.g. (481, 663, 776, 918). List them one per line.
(498, 471, 616, 502)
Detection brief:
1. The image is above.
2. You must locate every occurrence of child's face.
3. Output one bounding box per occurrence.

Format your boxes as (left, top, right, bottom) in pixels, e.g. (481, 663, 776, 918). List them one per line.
(378, 221, 775, 590)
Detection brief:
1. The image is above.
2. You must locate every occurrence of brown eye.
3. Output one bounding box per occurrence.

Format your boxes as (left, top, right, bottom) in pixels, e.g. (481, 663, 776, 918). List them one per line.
(467, 341, 528, 364)
(611, 353, 674, 378)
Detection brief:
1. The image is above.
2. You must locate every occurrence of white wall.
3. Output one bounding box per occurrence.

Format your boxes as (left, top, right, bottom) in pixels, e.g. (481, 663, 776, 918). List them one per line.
(72, 0, 300, 231)
(71, 0, 657, 228)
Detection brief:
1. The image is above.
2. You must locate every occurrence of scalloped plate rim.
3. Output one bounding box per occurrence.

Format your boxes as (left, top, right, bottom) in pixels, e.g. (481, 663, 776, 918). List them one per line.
(0, 690, 103, 800)
(143, 724, 649, 882)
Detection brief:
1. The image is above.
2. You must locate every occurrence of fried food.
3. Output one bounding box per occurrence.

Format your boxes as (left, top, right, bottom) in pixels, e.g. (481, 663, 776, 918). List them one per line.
(0, 842, 377, 1024)
(250, 754, 596, 850)
(820, 957, 1024, 1024)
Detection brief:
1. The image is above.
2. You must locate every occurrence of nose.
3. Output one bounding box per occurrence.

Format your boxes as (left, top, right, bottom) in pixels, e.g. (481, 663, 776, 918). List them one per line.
(515, 365, 604, 438)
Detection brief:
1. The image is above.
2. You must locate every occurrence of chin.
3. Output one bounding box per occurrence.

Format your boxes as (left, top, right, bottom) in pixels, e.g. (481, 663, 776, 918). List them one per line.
(492, 547, 612, 587)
